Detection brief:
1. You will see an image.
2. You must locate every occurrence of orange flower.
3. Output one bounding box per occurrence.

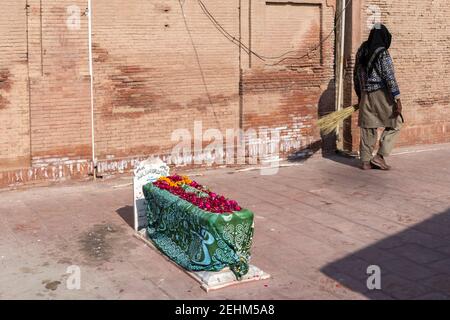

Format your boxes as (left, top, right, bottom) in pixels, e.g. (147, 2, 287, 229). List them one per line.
(158, 175, 192, 188)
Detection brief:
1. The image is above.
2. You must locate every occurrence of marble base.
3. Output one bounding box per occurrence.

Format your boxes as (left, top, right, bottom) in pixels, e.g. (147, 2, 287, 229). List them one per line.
(135, 229, 271, 292)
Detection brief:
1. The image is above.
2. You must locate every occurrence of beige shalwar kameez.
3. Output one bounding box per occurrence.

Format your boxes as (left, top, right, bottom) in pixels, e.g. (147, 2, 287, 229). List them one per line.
(358, 88, 403, 162)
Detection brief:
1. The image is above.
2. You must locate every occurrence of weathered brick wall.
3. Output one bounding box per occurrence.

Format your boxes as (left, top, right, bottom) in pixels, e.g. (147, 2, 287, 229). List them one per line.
(92, 0, 240, 172)
(241, 0, 336, 155)
(1, 0, 93, 187)
(28, 0, 92, 165)
(91, 0, 336, 172)
(0, 1, 30, 171)
(0, 0, 338, 186)
(4, 0, 450, 188)
(345, 0, 450, 152)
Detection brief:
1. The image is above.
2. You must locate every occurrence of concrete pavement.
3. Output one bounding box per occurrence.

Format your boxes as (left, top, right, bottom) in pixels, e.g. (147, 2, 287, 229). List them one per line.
(1, 143, 450, 299)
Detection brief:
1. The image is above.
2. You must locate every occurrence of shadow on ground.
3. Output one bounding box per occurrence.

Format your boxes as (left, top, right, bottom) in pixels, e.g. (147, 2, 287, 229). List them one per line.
(287, 143, 361, 170)
(116, 205, 134, 229)
(287, 140, 322, 162)
(323, 152, 361, 169)
(321, 208, 450, 300)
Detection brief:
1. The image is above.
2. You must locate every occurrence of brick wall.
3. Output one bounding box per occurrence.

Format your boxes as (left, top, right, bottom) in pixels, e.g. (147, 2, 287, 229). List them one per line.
(92, 0, 240, 172)
(2, 0, 450, 188)
(241, 0, 336, 156)
(0, 1, 30, 171)
(28, 0, 92, 165)
(1, 0, 93, 187)
(90, 0, 336, 172)
(344, 0, 450, 152)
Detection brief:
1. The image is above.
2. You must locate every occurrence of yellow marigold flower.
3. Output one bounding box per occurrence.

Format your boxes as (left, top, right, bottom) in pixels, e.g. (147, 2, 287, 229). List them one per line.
(158, 175, 193, 188)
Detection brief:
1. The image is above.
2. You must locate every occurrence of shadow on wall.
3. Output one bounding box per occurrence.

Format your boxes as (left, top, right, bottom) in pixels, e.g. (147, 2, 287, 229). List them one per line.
(287, 80, 336, 162)
(321, 208, 450, 300)
(318, 79, 337, 154)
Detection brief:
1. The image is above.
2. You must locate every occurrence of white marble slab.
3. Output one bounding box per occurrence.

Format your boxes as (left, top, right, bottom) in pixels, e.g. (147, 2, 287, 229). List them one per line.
(135, 229, 270, 292)
(133, 158, 169, 231)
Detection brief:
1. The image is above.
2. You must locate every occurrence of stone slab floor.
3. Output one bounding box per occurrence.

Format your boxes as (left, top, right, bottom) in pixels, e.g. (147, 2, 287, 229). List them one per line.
(1, 143, 450, 300)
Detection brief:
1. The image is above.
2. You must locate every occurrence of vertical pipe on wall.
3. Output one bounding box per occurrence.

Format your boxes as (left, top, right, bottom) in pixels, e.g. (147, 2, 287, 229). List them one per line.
(338, 0, 346, 110)
(248, 0, 252, 68)
(39, 0, 43, 76)
(25, 0, 33, 167)
(87, 0, 96, 179)
(239, 0, 243, 130)
(336, 0, 346, 150)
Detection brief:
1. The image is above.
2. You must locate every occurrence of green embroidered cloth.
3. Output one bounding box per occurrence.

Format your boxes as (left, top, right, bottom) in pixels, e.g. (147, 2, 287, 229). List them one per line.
(143, 183, 254, 279)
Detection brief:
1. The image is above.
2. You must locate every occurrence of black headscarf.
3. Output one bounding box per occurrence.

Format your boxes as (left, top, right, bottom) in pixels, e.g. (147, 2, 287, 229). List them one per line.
(359, 24, 392, 74)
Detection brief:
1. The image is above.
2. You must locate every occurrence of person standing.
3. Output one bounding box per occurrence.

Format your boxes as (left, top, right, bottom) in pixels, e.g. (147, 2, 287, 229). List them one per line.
(354, 24, 403, 170)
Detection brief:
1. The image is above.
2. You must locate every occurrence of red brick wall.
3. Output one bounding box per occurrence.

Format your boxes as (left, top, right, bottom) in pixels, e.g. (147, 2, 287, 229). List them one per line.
(28, 0, 92, 165)
(91, 0, 336, 172)
(1, 0, 93, 187)
(0, 1, 30, 171)
(241, 0, 336, 155)
(3, 1, 450, 188)
(91, 0, 240, 172)
(0, 0, 342, 187)
(345, 0, 450, 152)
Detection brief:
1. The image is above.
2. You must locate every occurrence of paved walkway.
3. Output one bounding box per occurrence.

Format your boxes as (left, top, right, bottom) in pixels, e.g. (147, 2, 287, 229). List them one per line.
(1, 144, 450, 299)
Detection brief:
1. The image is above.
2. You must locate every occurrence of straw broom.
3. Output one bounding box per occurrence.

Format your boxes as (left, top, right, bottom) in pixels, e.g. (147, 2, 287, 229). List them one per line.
(317, 105, 358, 135)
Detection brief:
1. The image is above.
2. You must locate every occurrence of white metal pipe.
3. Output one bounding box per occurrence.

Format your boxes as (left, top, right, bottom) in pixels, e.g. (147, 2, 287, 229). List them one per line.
(87, 0, 96, 179)
(337, 0, 346, 112)
(336, 0, 347, 146)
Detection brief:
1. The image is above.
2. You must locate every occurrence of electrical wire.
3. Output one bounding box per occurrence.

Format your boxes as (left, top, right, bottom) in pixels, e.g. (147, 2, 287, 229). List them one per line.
(178, 0, 221, 127)
(197, 0, 352, 66)
(197, 0, 265, 61)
